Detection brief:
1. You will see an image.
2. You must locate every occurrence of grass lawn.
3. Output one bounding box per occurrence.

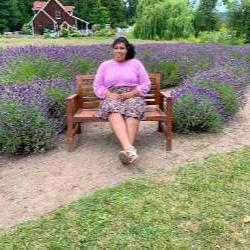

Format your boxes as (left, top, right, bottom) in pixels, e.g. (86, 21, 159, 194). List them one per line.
(0, 147, 249, 249)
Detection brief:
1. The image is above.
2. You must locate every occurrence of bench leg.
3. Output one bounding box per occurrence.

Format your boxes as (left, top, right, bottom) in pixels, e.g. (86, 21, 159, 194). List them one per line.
(67, 120, 75, 152)
(158, 121, 163, 132)
(165, 120, 172, 151)
(76, 123, 81, 134)
(67, 137, 75, 152)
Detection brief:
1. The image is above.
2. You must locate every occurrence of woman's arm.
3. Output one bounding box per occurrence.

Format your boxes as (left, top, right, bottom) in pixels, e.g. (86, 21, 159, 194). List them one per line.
(135, 60, 151, 97)
(120, 60, 150, 101)
(93, 63, 108, 99)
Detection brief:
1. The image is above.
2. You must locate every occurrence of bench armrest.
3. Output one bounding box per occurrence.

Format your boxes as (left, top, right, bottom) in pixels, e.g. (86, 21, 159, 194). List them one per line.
(66, 94, 78, 102)
(159, 92, 173, 119)
(160, 91, 171, 99)
(65, 94, 80, 116)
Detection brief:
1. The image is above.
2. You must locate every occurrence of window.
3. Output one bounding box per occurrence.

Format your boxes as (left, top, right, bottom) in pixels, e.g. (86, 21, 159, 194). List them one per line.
(55, 11, 61, 19)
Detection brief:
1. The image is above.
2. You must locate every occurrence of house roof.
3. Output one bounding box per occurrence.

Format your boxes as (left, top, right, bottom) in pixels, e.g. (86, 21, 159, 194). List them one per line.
(32, 1, 46, 10)
(64, 6, 75, 12)
(32, 1, 75, 12)
(31, 0, 89, 26)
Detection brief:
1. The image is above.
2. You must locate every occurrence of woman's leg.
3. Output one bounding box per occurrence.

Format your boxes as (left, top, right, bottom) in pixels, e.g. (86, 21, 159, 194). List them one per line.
(108, 113, 131, 150)
(125, 117, 140, 145)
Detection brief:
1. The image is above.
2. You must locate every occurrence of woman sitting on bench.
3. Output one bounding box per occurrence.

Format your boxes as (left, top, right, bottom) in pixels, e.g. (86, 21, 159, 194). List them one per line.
(93, 37, 151, 165)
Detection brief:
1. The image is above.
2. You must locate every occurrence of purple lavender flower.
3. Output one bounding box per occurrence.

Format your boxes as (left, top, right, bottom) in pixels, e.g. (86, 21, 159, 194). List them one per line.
(171, 84, 227, 121)
(0, 79, 75, 134)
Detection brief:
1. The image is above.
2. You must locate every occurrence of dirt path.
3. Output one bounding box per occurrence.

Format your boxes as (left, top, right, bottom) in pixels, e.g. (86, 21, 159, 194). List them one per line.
(0, 87, 250, 232)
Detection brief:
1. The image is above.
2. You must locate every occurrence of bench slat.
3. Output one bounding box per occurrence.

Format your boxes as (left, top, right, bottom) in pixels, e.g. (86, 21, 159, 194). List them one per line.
(73, 106, 166, 122)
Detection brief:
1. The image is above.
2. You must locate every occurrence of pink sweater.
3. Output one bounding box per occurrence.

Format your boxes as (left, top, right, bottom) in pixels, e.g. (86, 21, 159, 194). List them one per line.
(93, 58, 151, 99)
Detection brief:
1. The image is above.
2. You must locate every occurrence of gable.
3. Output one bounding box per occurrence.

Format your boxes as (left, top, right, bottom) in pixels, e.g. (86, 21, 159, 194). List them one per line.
(43, 0, 70, 17)
(32, 1, 75, 15)
(31, 8, 56, 24)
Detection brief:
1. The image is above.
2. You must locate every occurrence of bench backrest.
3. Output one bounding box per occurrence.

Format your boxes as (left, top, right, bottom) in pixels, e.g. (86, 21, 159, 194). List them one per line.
(76, 73, 161, 109)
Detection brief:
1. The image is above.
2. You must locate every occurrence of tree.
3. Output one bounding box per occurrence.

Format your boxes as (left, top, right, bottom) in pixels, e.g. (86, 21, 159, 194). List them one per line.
(89, 0, 111, 25)
(64, 0, 126, 26)
(16, 0, 34, 30)
(134, 0, 194, 40)
(100, 0, 126, 26)
(0, 0, 20, 33)
(124, 0, 138, 23)
(193, 0, 219, 36)
(63, 0, 98, 23)
(227, 0, 250, 42)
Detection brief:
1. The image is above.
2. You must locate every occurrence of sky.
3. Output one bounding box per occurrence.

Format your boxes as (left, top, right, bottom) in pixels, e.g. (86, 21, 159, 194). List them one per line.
(190, 0, 228, 13)
(216, 0, 228, 12)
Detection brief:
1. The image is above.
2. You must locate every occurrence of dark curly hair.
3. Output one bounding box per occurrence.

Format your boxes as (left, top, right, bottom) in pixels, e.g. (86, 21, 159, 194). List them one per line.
(112, 37, 136, 60)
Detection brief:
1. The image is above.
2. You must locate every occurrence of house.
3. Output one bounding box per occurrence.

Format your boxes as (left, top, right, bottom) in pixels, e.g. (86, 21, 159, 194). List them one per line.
(31, 0, 89, 35)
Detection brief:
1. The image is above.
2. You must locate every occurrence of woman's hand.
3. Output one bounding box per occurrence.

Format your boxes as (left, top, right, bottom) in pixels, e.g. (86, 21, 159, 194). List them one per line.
(105, 90, 122, 100)
(120, 89, 139, 101)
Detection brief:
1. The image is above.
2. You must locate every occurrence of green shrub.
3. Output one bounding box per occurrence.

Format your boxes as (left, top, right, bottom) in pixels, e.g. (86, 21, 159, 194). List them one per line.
(0, 100, 53, 154)
(148, 61, 181, 88)
(94, 28, 116, 37)
(59, 27, 81, 38)
(43, 28, 57, 38)
(245, 54, 250, 64)
(46, 87, 71, 114)
(68, 27, 81, 37)
(20, 23, 32, 35)
(173, 93, 222, 133)
(199, 82, 240, 117)
(199, 31, 246, 45)
(60, 27, 69, 37)
(0, 56, 96, 84)
(0, 57, 63, 83)
(69, 57, 97, 75)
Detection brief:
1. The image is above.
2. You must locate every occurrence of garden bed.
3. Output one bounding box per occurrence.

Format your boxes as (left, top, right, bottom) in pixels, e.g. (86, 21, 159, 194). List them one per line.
(0, 43, 249, 155)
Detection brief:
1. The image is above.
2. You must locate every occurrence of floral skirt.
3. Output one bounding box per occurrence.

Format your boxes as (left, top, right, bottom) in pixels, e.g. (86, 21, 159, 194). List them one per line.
(97, 86, 146, 121)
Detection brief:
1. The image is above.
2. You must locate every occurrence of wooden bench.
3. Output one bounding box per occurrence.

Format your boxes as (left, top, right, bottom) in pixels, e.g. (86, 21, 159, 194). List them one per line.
(65, 73, 173, 152)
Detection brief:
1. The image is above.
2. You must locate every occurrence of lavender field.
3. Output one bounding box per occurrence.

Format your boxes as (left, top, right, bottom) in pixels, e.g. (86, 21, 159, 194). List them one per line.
(0, 43, 250, 154)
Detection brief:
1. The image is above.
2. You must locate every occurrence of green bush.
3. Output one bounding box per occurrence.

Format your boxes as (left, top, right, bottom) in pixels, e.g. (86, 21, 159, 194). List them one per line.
(245, 54, 250, 64)
(148, 61, 181, 88)
(0, 100, 53, 154)
(0, 57, 64, 83)
(199, 31, 246, 45)
(43, 28, 57, 38)
(20, 23, 32, 35)
(173, 93, 222, 133)
(0, 56, 96, 84)
(69, 57, 97, 75)
(199, 82, 240, 117)
(59, 27, 81, 38)
(94, 28, 115, 37)
(46, 87, 71, 114)
(60, 27, 69, 37)
(68, 27, 81, 37)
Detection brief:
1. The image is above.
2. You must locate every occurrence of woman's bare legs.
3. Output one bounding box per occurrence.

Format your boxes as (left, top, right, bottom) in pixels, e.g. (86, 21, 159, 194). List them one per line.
(108, 113, 139, 164)
(125, 117, 139, 145)
(108, 113, 131, 150)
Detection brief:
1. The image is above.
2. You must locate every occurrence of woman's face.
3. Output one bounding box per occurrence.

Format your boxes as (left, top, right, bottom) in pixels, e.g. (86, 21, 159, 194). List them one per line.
(112, 42, 127, 62)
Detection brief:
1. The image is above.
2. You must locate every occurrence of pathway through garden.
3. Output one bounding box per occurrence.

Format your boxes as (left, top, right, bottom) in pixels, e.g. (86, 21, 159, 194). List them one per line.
(0, 87, 249, 232)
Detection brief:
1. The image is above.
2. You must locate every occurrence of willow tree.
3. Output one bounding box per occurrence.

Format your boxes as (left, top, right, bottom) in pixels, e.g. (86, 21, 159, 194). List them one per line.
(134, 0, 194, 40)
(194, 0, 218, 36)
(227, 0, 250, 42)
